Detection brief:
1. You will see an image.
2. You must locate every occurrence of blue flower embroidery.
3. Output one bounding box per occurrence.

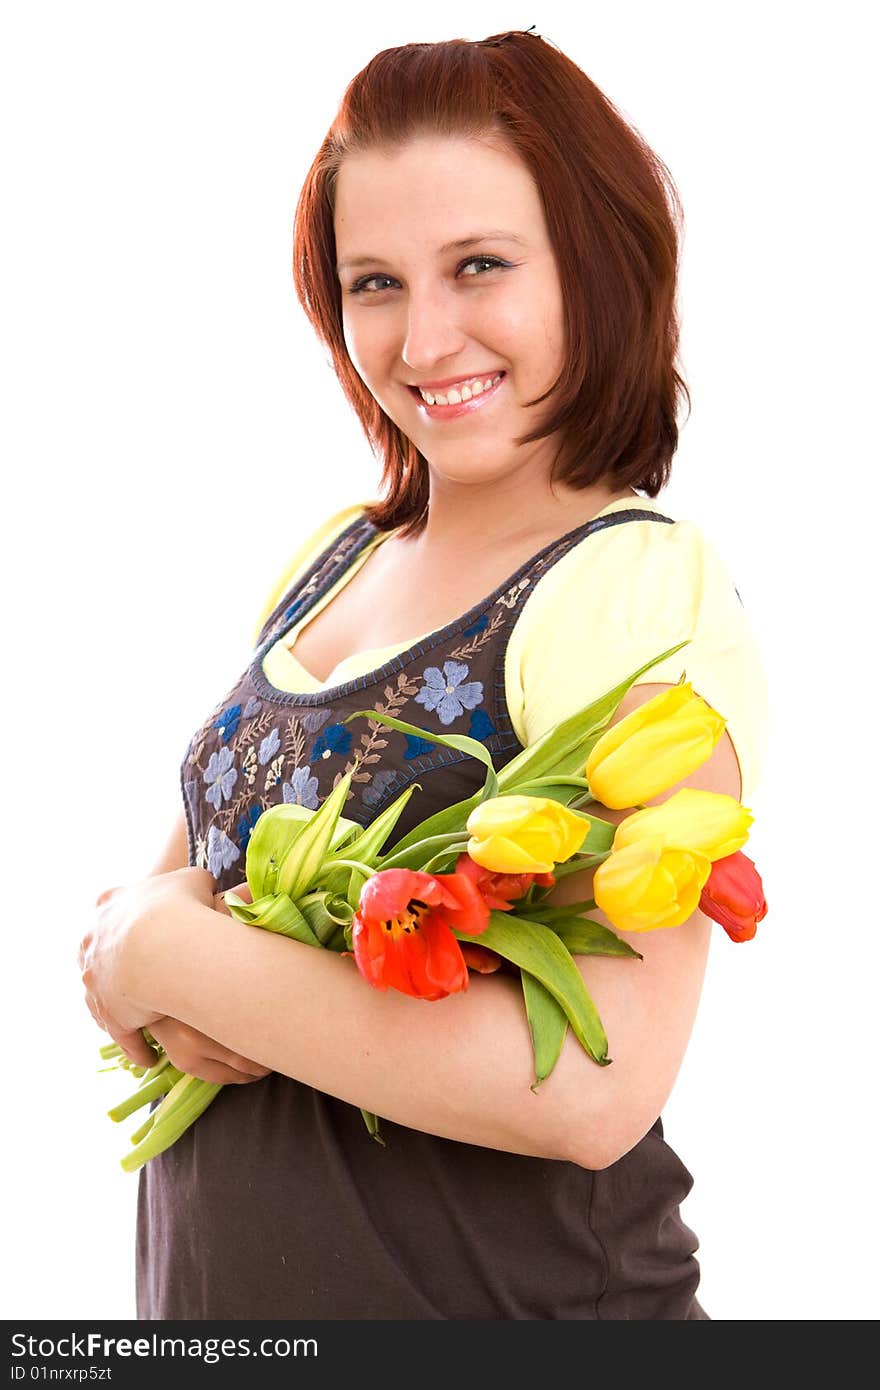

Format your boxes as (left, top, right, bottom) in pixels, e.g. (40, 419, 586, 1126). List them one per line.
(403, 734, 437, 761)
(243, 695, 262, 718)
(258, 727, 281, 765)
(213, 704, 241, 744)
(468, 708, 496, 741)
(237, 804, 262, 851)
(415, 660, 483, 726)
(282, 765, 320, 810)
(362, 769, 400, 809)
(207, 824, 240, 878)
(204, 746, 238, 810)
(462, 613, 490, 637)
(310, 723, 353, 760)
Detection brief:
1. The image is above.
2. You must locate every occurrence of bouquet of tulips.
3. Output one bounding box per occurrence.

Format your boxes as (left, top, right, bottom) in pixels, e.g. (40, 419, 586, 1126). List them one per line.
(100, 639, 766, 1170)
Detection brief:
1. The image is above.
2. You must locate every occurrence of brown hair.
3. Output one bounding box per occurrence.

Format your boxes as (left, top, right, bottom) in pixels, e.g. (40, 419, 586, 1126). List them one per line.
(292, 29, 689, 539)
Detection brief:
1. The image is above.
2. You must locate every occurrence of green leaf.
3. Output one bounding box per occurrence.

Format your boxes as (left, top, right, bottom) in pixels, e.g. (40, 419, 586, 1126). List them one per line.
(375, 831, 469, 872)
(245, 800, 360, 898)
(227, 891, 323, 946)
(298, 892, 345, 946)
(495, 640, 692, 789)
(345, 709, 499, 800)
(521, 972, 569, 1088)
(323, 785, 420, 868)
(275, 773, 354, 899)
(553, 919, 643, 959)
(518, 899, 598, 925)
(454, 911, 611, 1066)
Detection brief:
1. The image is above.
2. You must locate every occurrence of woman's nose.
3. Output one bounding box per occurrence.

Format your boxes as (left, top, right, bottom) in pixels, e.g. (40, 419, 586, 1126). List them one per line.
(401, 286, 468, 375)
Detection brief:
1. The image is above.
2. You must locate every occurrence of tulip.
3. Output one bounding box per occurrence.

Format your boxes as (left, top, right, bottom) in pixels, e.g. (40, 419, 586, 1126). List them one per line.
(465, 796, 589, 874)
(613, 788, 752, 862)
(453, 851, 555, 910)
(699, 851, 767, 942)
(459, 942, 504, 974)
(585, 683, 727, 809)
(351, 867, 490, 1001)
(593, 840, 713, 932)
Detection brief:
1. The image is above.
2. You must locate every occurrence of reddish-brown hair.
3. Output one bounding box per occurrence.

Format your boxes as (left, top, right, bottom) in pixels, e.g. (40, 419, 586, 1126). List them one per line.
(292, 29, 689, 538)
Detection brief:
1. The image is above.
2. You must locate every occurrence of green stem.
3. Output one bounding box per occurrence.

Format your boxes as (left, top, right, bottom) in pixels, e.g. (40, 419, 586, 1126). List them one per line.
(360, 1109, 386, 1146)
(317, 857, 374, 878)
(129, 1113, 156, 1146)
(514, 776, 593, 793)
(107, 1071, 177, 1123)
(377, 832, 469, 871)
(121, 1079, 222, 1173)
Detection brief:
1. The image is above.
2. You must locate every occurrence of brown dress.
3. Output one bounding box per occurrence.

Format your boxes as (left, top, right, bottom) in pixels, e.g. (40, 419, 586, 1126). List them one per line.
(136, 507, 710, 1320)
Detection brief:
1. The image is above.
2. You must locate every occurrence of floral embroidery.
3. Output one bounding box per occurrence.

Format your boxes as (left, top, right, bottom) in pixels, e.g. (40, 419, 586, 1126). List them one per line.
(415, 660, 483, 726)
(469, 708, 496, 741)
(264, 754, 285, 791)
(282, 765, 320, 809)
(310, 723, 353, 760)
(237, 804, 262, 851)
(204, 747, 238, 810)
(362, 768, 400, 809)
(241, 744, 258, 787)
(213, 704, 242, 744)
(207, 824, 240, 877)
(243, 695, 262, 718)
(462, 613, 490, 637)
(403, 734, 437, 760)
(258, 728, 281, 765)
(497, 577, 531, 609)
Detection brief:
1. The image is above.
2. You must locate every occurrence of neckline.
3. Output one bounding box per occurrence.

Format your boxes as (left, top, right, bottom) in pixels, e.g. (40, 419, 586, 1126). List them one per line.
(249, 495, 665, 706)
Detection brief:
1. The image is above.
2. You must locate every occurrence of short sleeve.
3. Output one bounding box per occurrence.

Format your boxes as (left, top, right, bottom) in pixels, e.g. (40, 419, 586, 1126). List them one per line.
(504, 516, 769, 804)
(250, 501, 370, 647)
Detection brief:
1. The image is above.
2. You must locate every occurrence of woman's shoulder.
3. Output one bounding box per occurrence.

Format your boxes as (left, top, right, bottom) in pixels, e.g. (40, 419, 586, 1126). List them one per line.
(251, 499, 373, 643)
(507, 494, 769, 801)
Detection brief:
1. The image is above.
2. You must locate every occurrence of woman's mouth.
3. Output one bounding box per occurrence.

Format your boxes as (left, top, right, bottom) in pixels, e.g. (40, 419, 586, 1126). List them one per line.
(407, 371, 506, 420)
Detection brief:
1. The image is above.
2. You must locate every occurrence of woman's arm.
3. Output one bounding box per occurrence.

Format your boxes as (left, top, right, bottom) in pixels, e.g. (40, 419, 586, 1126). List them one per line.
(99, 682, 736, 1169)
(85, 808, 272, 1082)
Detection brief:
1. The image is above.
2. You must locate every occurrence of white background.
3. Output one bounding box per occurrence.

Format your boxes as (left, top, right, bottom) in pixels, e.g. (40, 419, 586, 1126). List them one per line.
(2, 0, 876, 1321)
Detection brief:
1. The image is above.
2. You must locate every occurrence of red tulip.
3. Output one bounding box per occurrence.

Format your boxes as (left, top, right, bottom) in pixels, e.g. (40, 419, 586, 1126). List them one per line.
(352, 867, 490, 1000)
(459, 942, 503, 974)
(699, 851, 767, 942)
(453, 852, 555, 910)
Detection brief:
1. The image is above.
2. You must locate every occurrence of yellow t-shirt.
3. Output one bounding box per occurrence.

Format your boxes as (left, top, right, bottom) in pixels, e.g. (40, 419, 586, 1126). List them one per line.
(253, 495, 768, 804)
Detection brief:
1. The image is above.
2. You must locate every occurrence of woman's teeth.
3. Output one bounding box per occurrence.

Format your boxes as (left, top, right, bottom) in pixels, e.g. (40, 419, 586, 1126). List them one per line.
(418, 373, 503, 406)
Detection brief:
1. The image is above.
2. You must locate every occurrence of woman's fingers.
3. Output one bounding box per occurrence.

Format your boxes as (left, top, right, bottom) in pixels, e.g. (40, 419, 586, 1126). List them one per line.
(148, 1018, 271, 1085)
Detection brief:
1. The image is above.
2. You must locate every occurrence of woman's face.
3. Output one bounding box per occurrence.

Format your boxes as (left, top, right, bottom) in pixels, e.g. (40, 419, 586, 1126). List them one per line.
(333, 134, 567, 490)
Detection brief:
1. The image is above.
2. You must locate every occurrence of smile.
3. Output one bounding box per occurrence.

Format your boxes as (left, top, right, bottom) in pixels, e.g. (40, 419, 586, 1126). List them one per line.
(407, 371, 506, 420)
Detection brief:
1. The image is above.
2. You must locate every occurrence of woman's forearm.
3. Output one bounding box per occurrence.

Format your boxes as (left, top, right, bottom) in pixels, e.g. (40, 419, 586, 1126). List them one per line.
(132, 895, 612, 1164)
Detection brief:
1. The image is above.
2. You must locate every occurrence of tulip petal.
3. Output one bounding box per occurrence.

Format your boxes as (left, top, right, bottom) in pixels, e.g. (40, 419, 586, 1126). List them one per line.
(613, 788, 752, 862)
(585, 684, 727, 808)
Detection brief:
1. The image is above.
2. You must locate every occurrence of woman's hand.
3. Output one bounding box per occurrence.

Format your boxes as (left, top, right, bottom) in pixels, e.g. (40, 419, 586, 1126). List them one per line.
(147, 1018, 272, 1085)
(79, 867, 219, 1064)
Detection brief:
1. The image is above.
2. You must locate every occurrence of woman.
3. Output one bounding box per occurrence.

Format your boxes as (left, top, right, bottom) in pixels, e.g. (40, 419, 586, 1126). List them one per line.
(81, 31, 767, 1319)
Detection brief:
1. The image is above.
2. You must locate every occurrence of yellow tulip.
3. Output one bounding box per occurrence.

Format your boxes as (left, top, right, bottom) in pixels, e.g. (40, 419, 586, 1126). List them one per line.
(594, 841, 712, 932)
(466, 795, 589, 874)
(613, 788, 752, 862)
(585, 682, 727, 809)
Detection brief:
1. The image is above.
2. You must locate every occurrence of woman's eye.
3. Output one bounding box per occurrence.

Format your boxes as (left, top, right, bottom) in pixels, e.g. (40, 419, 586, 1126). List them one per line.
(348, 273, 396, 295)
(347, 255, 508, 296)
(459, 255, 506, 277)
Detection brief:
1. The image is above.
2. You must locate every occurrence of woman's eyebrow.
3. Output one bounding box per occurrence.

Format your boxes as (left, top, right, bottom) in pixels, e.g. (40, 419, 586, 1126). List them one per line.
(336, 231, 528, 274)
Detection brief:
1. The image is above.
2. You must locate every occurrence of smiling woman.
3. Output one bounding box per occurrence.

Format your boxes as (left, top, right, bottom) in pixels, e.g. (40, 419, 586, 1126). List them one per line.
(83, 29, 769, 1323)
